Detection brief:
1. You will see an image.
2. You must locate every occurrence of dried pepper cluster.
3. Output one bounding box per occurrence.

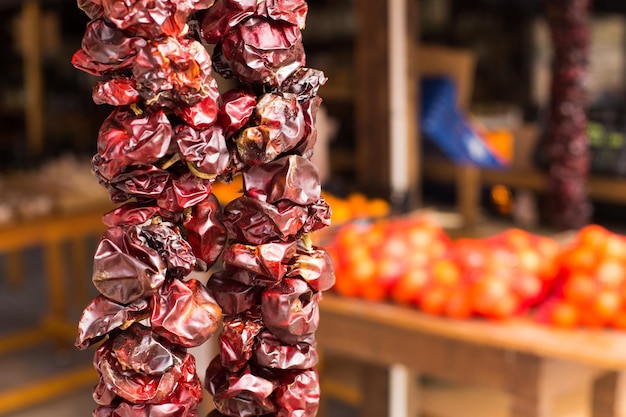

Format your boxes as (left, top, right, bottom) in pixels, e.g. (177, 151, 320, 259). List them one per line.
(73, 0, 333, 416)
(544, 0, 592, 229)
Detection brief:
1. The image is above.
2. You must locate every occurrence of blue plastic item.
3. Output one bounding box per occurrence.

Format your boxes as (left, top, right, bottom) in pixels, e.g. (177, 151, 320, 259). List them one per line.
(420, 77, 505, 168)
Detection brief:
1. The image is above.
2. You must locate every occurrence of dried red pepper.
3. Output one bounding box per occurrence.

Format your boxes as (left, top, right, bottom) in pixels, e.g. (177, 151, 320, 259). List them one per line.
(544, 0, 592, 228)
(75, 0, 330, 415)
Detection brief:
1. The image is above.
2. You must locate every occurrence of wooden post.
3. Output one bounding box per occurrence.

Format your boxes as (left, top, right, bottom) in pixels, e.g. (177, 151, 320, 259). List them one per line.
(354, 0, 419, 208)
(361, 364, 390, 417)
(592, 371, 626, 417)
(22, 0, 44, 159)
(456, 165, 481, 231)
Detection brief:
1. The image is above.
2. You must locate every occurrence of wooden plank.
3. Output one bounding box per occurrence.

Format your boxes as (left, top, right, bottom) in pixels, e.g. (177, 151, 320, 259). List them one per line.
(0, 206, 108, 251)
(319, 295, 626, 370)
(423, 160, 626, 206)
(0, 366, 96, 415)
(0, 328, 48, 356)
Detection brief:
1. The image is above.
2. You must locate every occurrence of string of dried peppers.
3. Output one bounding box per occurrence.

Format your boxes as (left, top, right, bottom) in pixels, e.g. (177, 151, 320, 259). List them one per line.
(545, 0, 592, 229)
(72, 1, 334, 416)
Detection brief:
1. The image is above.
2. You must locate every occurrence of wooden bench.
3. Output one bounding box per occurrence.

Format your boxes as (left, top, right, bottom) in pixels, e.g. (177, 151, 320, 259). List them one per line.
(318, 294, 626, 417)
(0, 205, 109, 415)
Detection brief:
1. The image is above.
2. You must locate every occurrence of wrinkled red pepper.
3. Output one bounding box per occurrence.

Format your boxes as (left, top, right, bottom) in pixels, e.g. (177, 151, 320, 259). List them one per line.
(75, 0, 330, 415)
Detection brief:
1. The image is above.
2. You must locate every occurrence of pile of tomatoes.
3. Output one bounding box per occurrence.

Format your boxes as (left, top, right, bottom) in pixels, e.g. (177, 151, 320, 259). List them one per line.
(327, 217, 626, 329)
(539, 225, 626, 328)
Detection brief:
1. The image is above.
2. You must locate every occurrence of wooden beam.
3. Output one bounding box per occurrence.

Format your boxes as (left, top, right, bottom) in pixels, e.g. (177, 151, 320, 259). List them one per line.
(22, 0, 44, 158)
(354, 0, 419, 207)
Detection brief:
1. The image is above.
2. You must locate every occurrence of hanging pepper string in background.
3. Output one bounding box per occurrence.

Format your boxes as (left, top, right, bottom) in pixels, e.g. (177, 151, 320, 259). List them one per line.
(72, 0, 333, 416)
(545, 0, 592, 229)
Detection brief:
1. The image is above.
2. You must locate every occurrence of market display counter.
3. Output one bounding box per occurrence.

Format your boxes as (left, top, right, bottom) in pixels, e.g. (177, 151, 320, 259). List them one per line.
(317, 294, 626, 417)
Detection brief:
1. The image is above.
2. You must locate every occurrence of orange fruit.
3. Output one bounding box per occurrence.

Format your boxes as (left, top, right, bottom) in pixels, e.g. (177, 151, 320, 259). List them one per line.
(366, 198, 391, 218)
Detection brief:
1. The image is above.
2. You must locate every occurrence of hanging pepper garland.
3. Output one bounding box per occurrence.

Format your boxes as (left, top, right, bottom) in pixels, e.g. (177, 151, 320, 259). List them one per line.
(544, 0, 592, 229)
(73, 0, 333, 416)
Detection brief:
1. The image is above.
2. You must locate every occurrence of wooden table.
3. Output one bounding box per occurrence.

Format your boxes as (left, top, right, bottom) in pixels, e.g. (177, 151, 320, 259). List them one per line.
(317, 294, 626, 417)
(0, 205, 110, 415)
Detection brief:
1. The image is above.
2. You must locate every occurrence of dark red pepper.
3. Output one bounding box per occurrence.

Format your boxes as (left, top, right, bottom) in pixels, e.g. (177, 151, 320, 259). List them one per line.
(93, 77, 140, 106)
(183, 195, 227, 269)
(72, 18, 145, 77)
(92, 226, 167, 305)
(222, 241, 297, 282)
(216, 17, 305, 87)
(133, 38, 218, 109)
(218, 308, 265, 372)
(235, 93, 306, 165)
(95, 108, 173, 182)
(253, 331, 318, 370)
(151, 279, 222, 348)
(260, 278, 319, 345)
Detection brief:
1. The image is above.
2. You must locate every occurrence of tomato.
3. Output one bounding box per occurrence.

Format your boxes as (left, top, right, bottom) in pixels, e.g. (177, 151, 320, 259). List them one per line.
(488, 291, 519, 320)
(611, 311, 626, 330)
(578, 224, 609, 249)
(561, 246, 598, 273)
(563, 272, 598, 306)
(407, 227, 433, 250)
(549, 301, 578, 328)
(471, 276, 513, 318)
(333, 272, 359, 298)
(602, 234, 626, 260)
(431, 259, 461, 287)
(595, 259, 626, 289)
(419, 285, 449, 316)
(503, 228, 532, 250)
(444, 288, 473, 319)
(380, 235, 409, 261)
(591, 290, 621, 322)
(374, 257, 406, 292)
(513, 273, 542, 301)
(390, 268, 429, 305)
(535, 237, 560, 261)
(517, 248, 542, 274)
